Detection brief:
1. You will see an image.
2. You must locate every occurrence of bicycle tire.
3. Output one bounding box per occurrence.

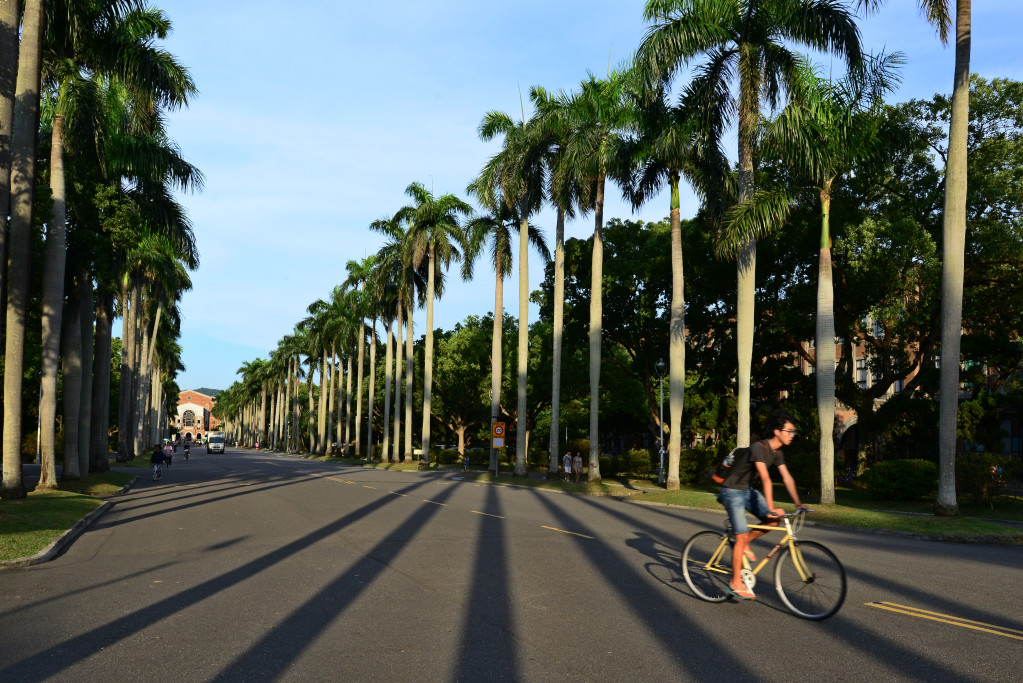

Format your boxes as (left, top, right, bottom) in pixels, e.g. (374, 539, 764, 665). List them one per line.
(681, 531, 731, 603)
(774, 540, 846, 620)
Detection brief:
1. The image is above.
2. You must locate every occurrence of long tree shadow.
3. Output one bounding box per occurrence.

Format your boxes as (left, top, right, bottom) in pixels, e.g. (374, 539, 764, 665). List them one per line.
(527, 489, 753, 680)
(0, 478, 432, 682)
(213, 480, 463, 679)
(453, 483, 519, 681)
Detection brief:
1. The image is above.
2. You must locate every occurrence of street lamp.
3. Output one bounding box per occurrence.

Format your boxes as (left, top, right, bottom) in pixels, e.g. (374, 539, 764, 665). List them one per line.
(655, 358, 667, 485)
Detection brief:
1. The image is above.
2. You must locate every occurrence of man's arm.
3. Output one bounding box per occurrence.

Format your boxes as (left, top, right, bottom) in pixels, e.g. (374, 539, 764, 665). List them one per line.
(755, 461, 777, 512)
(777, 464, 806, 510)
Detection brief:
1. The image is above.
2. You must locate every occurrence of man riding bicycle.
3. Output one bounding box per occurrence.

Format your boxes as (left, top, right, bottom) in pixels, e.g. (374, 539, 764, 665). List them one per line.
(717, 409, 807, 600)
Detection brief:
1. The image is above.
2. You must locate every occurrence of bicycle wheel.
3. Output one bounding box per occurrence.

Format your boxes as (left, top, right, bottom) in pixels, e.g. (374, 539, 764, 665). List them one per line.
(774, 541, 846, 620)
(681, 531, 731, 603)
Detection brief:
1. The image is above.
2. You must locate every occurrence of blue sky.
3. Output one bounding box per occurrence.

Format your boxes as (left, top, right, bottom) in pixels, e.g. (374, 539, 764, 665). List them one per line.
(159, 1, 1023, 392)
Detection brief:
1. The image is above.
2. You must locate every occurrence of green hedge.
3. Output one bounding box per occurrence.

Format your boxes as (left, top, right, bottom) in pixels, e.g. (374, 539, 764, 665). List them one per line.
(624, 448, 653, 476)
(862, 459, 938, 501)
(957, 452, 1012, 505)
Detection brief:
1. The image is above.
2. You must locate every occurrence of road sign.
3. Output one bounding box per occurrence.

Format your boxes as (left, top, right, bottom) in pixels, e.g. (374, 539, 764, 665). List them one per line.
(492, 422, 505, 449)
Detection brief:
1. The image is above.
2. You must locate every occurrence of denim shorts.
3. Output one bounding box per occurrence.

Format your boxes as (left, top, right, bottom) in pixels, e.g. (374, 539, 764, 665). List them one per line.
(717, 487, 771, 535)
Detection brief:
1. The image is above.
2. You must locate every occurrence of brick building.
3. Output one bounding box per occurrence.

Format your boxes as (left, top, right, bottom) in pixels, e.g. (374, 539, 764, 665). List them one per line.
(175, 389, 221, 442)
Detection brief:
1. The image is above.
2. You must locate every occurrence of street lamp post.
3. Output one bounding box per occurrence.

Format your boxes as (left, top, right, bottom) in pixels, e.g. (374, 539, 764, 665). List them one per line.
(655, 358, 667, 485)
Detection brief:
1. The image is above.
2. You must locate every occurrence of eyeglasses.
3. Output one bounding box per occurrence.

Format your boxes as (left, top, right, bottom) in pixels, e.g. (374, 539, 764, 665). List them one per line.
(781, 429, 798, 436)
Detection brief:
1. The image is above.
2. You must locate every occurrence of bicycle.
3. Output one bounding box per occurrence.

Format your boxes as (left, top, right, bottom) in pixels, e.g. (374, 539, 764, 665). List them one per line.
(681, 510, 846, 620)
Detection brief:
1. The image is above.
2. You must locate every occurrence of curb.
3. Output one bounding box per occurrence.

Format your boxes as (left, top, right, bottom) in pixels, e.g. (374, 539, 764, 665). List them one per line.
(625, 498, 1023, 546)
(0, 476, 138, 570)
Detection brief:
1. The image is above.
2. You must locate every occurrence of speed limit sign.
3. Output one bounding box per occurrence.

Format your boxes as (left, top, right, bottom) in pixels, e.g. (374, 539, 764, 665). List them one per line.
(492, 422, 506, 448)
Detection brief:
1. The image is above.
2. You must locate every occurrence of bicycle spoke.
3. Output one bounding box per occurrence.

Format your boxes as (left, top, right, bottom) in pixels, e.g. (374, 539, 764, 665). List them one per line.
(682, 531, 731, 603)
(774, 541, 846, 620)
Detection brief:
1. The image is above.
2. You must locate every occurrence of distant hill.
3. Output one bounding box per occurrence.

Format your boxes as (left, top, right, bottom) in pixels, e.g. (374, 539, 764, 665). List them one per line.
(193, 387, 222, 397)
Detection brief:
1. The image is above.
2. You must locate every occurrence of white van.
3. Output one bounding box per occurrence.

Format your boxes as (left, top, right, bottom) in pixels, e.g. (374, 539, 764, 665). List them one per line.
(207, 432, 226, 454)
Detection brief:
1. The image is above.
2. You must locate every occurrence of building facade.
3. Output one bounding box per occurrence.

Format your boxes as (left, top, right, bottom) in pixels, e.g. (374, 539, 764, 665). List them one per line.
(175, 390, 221, 442)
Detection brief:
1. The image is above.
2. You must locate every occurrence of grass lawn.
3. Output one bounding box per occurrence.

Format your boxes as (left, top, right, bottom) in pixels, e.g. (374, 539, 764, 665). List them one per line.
(0, 470, 134, 562)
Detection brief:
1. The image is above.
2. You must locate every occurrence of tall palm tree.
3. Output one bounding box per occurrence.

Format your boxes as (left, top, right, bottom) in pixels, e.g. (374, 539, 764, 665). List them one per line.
(473, 108, 550, 476)
(530, 86, 591, 478)
(622, 75, 729, 490)
(539, 71, 633, 483)
(1, 0, 45, 499)
(0, 0, 18, 304)
(344, 256, 376, 457)
(393, 182, 473, 466)
(719, 54, 902, 503)
(639, 0, 865, 448)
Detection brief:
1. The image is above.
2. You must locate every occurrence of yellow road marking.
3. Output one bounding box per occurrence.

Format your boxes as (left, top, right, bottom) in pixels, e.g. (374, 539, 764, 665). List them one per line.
(388, 491, 407, 496)
(867, 602, 1023, 641)
(422, 499, 446, 506)
(542, 525, 594, 540)
(471, 510, 505, 519)
(362, 485, 376, 490)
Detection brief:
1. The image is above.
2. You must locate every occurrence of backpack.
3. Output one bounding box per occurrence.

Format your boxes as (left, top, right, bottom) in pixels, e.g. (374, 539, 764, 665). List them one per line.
(710, 441, 764, 485)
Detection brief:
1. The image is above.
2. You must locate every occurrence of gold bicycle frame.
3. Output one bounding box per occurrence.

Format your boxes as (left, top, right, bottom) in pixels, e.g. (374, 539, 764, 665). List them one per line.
(707, 513, 814, 582)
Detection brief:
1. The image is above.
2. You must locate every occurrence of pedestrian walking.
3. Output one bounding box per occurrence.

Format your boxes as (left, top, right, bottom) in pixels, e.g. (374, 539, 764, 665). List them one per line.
(572, 452, 583, 483)
(562, 451, 572, 481)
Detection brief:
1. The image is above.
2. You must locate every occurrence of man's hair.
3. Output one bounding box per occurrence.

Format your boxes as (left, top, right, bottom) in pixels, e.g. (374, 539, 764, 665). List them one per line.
(763, 409, 796, 438)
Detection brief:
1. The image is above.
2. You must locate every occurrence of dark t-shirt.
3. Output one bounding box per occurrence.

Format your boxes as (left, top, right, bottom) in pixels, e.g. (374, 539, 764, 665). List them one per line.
(722, 441, 784, 490)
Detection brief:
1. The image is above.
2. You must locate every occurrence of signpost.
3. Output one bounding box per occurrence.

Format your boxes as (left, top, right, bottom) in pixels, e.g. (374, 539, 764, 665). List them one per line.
(492, 422, 505, 449)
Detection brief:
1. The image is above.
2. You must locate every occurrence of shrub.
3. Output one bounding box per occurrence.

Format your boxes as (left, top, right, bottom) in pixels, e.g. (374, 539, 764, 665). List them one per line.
(625, 448, 653, 476)
(679, 445, 728, 485)
(598, 456, 613, 477)
(862, 459, 938, 501)
(957, 452, 1010, 505)
(436, 449, 461, 466)
(530, 450, 550, 467)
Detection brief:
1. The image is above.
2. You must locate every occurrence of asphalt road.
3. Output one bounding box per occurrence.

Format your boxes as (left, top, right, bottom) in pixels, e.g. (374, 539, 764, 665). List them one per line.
(0, 448, 1020, 682)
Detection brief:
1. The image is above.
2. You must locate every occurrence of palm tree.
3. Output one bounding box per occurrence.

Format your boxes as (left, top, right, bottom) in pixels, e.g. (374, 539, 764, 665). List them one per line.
(638, 0, 866, 448)
(469, 108, 550, 475)
(0, 0, 18, 304)
(1, 0, 45, 499)
(719, 54, 902, 503)
(344, 256, 376, 457)
(393, 182, 473, 466)
(539, 71, 633, 483)
(622, 75, 729, 490)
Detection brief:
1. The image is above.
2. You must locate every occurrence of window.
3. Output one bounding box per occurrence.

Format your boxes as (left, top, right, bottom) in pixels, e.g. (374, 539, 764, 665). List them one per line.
(183, 410, 196, 427)
(856, 358, 867, 388)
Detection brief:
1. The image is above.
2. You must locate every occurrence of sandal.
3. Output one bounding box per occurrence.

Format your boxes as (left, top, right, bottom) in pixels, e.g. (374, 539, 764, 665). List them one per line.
(726, 586, 756, 601)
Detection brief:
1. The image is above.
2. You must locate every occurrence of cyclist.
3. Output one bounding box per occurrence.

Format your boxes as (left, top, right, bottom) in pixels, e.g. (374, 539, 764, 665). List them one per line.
(150, 444, 166, 481)
(718, 409, 807, 600)
(184, 443, 191, 461)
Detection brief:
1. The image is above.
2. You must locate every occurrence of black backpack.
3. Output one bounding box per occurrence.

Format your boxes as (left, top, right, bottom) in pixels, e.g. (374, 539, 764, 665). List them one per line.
(710, 441, 764, 485)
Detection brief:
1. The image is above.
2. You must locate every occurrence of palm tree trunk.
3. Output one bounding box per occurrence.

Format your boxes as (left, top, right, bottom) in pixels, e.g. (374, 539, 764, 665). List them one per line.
(327, 345, 336, 455)
(382, 319, 394, 462)
(1, 0, 44, 500)
(284, 358, 293, 451)
(366, 317, 377, 460)
(0, 0, 20, 307)
(817, 188, 837, 505)
(136, 303, 162, 458)
(667, 175, 684, 491)
(588, 173, 606, 483)
(421, 243, 436, 466)
(735, 64, 759, 449)
(90, 292, 114, 472)
(491, 250, 505, 476)
(936, 0, 971, 517)
(62, 294, 83, 481)
(515, 209, 529, 477)
(404, 304, 414, 463)
(354, 319, 366, 457)
(307, 358, 315, 452)
(345, 353, 354, 455)
(392, 306, 403, 462)
(78, 276, 95, 476)
(116, 280, 138, 461)
(38, 110, 71, 489)
(318, 349, 327, 454)
(547, 206, 566, 479)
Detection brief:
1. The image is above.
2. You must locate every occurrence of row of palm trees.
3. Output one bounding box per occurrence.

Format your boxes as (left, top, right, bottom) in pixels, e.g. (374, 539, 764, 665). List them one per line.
(226, 0, 971, 515)
(0, 1, 201, 499)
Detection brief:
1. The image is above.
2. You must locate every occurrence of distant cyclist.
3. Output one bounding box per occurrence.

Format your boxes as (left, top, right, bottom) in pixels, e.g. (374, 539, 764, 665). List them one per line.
(150, 445, 166, 481)
(184, 443, 191, 461)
